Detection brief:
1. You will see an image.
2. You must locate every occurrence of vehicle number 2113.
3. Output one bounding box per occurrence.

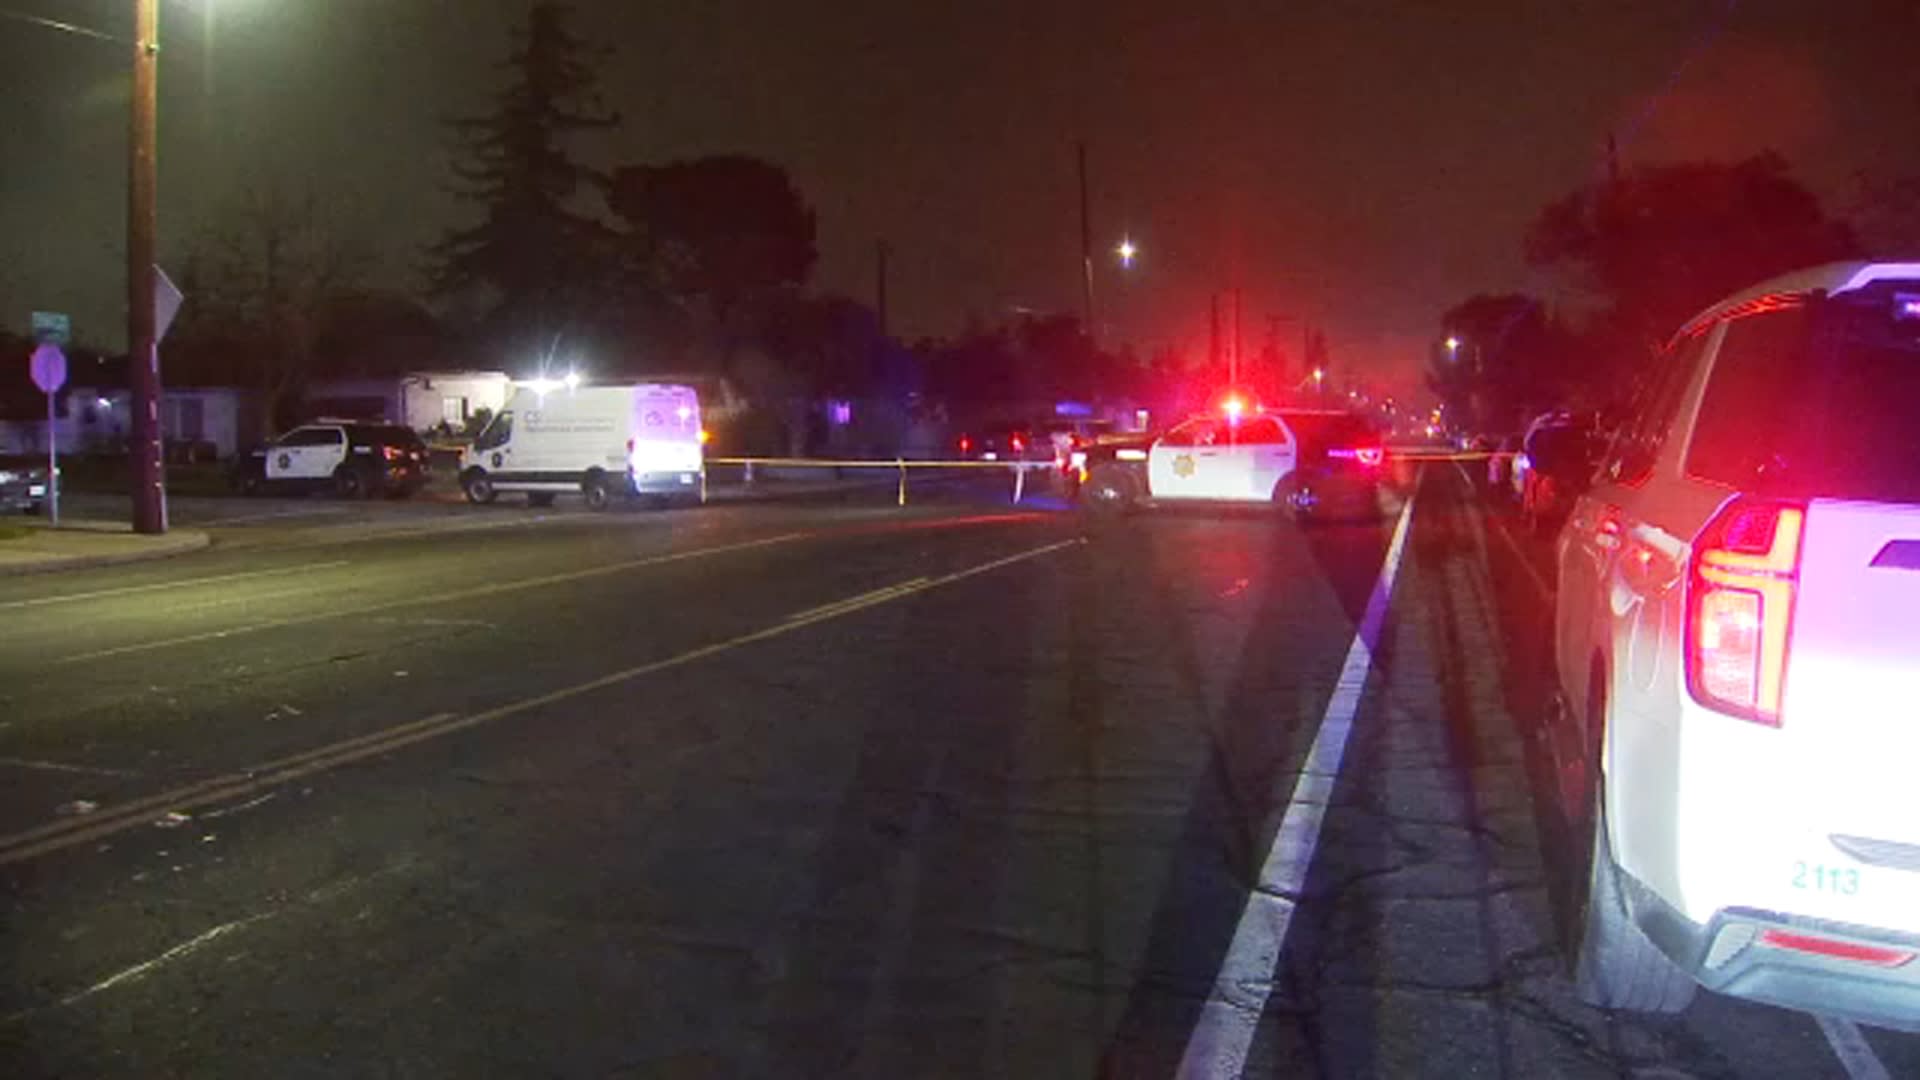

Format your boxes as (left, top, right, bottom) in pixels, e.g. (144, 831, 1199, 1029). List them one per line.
(1792, 862, 1860, 895)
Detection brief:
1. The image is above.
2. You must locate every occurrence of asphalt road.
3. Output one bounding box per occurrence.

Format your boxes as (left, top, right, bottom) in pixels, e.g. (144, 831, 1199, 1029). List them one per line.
(2, 469, 1915, 1078)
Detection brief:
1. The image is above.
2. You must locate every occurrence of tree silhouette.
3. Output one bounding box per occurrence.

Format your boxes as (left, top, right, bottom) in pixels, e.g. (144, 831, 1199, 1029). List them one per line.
(1428, 294, 1580, 432)
(169, 182, 368, 433)
(427, 2, 618, 365)
(607, 155, 817, 375)
(1527, 152, 1857, 352)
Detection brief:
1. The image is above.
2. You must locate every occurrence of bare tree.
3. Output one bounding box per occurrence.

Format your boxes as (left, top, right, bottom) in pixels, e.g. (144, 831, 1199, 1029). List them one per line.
(171, 182, 368, 433)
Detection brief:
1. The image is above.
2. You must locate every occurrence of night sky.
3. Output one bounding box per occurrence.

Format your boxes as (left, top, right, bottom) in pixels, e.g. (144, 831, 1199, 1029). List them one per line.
(4, 1, 1918, 391)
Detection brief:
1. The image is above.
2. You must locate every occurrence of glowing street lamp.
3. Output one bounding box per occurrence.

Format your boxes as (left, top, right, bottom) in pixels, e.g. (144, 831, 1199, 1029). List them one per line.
(1115, 237, 1138, 268)
(1445, 335, 1462, 356)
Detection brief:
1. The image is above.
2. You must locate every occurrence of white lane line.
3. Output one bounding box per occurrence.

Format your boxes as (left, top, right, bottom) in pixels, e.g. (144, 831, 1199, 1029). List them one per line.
(197, 506, 349, 526)
(1453, 461, 1553, 602)
(1176, 492, 1418, 1079)
(52, 532, 806, 665)
(0, 561, 352, 611)
(1490, 517, 1553, 602)
(54, 912, 274, 1009)
(1817, 1015, 1892, 1080)
(0, 756, 135, 778)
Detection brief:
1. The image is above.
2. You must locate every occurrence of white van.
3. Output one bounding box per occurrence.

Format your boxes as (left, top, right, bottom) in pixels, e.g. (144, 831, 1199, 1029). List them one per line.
(459, 383, 704, 509)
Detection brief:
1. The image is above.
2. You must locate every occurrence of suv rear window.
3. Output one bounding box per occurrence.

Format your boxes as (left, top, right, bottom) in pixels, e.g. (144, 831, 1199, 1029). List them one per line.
(1688, 289, 1920, 504)
(353, 425, 425, 448)
(1280, 412, 1375, 449)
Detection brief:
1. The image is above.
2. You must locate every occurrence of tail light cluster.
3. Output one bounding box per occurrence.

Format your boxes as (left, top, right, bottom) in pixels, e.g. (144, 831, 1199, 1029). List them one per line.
(1010, 433, 1026, 453)
(1686, 499, 1804, 725)
(1328, 445, 1385, 468)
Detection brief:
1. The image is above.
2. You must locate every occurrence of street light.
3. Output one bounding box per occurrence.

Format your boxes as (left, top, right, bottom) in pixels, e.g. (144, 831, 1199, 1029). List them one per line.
(1445, 335, 1462, 356)
(1115, 237, 1137, 268)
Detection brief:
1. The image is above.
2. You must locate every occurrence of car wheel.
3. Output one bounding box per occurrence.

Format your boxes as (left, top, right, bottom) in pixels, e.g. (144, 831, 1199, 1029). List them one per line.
(1080, 465, 1136, 515)
(332, 466, 368, 500)
(1571, 684, 1696, 1014)
(1275, 476, 1318, 523)
(581, 472, 614, 511)
(461, 468, 497, 505)
(527, 491, 557, 508)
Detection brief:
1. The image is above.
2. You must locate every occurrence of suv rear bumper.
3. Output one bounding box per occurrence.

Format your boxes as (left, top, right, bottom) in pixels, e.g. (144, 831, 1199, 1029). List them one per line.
(1635, 876, 1920, 1031)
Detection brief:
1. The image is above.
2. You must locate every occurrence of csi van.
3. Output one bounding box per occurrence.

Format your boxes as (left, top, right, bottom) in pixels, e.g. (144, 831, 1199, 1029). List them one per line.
(459, 383, 704, 509)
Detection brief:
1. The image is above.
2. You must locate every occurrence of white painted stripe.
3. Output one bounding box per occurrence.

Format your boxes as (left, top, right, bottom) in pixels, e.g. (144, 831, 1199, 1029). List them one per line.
(1176, 491, 1418, 1079)
(1817, 1015, 1892, 1080)
(0, 561, 352, 610)
(56, 913, 273, 1008)
(198, 506, 349, 526)
(52, 533, 805, 665)
(1453, 461, 1553, 602)
(1489, 515, 1553, 602)
(0, 756, 135, 778)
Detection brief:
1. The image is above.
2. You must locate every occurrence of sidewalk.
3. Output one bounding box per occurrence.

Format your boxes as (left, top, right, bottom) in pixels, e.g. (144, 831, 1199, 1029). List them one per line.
(0, 518, 212, 576)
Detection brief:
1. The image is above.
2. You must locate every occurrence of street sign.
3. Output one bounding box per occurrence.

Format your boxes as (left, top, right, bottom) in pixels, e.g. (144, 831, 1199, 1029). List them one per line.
(30, 343, 65, 526)
(30, 343, 67, 394)
(154, 265, 184, 342)
(31, 311, 70, 347)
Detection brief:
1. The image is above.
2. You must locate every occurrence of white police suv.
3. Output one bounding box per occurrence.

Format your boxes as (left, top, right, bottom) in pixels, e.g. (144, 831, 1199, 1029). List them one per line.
(1075, 400, 1385, 519)
(1552, 261, 1920, 1029)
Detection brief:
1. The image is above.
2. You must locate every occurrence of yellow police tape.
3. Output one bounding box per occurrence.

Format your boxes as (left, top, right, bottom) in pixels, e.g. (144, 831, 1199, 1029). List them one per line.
(700, 450, 1517, 507)
(706, 456, 1057, 469)
(706, 456, 1058, 507)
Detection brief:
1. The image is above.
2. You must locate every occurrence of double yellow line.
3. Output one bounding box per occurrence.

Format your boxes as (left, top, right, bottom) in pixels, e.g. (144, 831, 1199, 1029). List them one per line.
(0, 537, 1082, 867)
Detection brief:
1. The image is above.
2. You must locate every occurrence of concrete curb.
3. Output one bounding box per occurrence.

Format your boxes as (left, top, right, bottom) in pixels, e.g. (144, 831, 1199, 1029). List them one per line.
(0, 529, 212, 577)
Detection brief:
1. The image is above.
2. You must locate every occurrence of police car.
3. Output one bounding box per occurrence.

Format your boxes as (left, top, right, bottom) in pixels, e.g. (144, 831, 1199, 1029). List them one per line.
(233, 421, 429, 499)
(1551, 261, 1920, 1028)
(1074, 399, 1385, 518)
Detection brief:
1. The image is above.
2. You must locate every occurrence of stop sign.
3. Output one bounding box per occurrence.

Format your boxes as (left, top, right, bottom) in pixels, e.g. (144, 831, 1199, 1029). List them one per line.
(30, 343, 67, 394)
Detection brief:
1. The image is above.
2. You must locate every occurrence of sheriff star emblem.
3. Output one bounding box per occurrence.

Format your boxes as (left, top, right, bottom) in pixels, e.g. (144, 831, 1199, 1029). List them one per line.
(1173, 453, 1196, 478)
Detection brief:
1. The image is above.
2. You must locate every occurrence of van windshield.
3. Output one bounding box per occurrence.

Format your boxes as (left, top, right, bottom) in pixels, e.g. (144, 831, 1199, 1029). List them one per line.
(474, 411, 513, 451)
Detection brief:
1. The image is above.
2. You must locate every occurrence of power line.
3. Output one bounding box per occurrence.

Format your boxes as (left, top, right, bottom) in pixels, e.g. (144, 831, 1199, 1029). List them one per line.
(0, 7, 127, 45)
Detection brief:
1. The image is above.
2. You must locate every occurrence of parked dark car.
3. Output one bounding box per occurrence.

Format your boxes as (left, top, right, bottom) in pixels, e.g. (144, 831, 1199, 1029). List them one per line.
(1517, 411, 1602, 533)
(0, 456, 49, 514)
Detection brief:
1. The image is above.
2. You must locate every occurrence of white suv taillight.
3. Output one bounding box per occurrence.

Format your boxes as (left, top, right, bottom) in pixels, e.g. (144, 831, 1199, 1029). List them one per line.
(1685, 499, 1805, 725)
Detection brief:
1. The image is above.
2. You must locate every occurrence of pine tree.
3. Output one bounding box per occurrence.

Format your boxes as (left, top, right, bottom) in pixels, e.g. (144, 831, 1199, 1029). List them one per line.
(428, 2, 618, 363)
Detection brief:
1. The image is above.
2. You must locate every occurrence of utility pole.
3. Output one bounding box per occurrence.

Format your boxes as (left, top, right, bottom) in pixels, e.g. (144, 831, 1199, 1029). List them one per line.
(1077, 141, 1095, 341)
(1209, 293, 1221, 372)
(128, 0, 166, 533)
(1230, 287, 1242, 389)
(875, 239, 891, 338)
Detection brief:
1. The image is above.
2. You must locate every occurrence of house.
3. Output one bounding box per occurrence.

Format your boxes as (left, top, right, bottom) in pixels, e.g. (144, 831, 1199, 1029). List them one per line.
(0, 384, 254, 460)
(304, 371, 512, 432)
